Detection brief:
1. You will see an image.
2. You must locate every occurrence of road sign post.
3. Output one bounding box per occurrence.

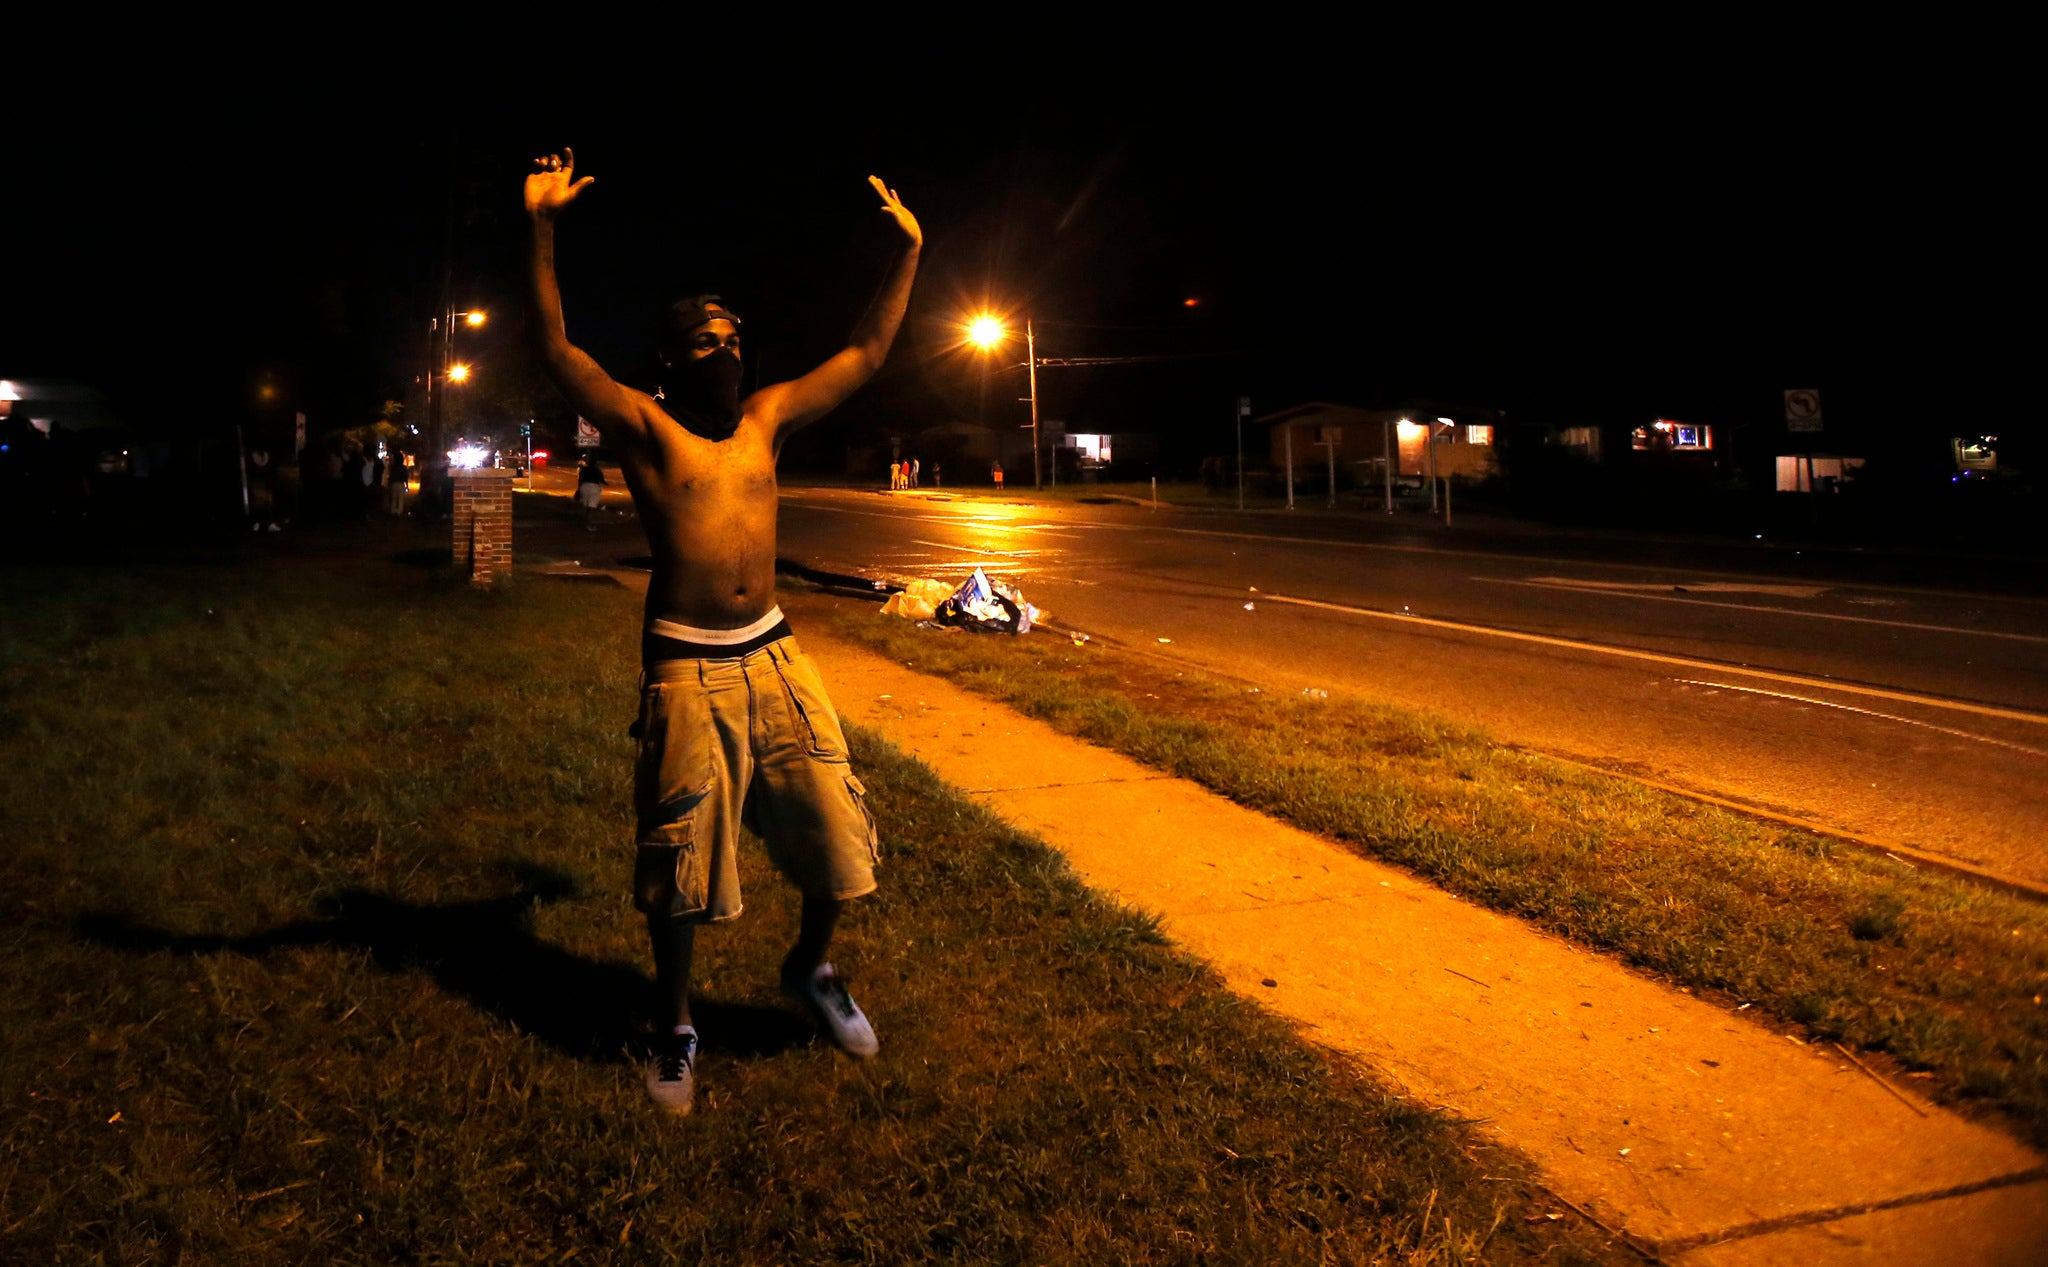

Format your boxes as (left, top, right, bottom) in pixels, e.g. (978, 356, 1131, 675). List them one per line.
(1283, 421, 1295, 510)
(1786, 390, 1824, 523)
(1236, 396, 1250, 510)
(1382, 419, 1394, 513)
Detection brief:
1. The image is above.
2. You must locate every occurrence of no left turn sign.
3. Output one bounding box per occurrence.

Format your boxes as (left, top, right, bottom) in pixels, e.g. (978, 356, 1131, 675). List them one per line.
(1785, 389, 1822, 432)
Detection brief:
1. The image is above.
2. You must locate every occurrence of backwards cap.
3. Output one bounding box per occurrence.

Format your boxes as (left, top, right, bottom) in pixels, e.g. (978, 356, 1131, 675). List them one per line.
(668, 294, 743, 337)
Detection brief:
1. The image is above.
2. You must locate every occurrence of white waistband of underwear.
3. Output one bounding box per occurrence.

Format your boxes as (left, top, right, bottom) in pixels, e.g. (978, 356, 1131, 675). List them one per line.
(646, 605, 786, 646)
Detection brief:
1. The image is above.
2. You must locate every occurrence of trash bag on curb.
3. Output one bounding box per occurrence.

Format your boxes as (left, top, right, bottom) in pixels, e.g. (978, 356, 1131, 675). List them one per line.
(878, 592, 937, 621)
(988, 575, 1039, 634)
(879, 570, 1039, 634)
(878, 578, 956, 622)
(934, 568, 1038, 635)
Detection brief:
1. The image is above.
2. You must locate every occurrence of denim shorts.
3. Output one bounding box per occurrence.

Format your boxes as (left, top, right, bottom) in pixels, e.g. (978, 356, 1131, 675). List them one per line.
(632, 636, 878, 922)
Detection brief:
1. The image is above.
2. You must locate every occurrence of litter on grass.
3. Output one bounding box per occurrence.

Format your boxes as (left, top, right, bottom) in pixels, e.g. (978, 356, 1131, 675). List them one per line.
(1301, 688, 1329, 699)
(878, 568, 1040, 635)
(878, 577, 956, 622)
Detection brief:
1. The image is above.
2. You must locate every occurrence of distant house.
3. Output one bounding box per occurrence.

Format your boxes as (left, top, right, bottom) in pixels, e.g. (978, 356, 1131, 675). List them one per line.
(1549, 417, 1720, 467)
(1630, 418, 1716, 457)
(1259, 401, 1501, 483)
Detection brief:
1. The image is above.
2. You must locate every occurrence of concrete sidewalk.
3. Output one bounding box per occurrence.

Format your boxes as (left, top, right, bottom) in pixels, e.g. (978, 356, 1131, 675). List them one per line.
(780, 602, 2046, 1265)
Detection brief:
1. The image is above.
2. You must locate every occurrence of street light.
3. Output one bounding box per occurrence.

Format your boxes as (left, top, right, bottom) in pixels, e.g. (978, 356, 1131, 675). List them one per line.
(967, 315, 1005, 350)
(962, 311, 1042, 489)
(425, 309, 486, 457)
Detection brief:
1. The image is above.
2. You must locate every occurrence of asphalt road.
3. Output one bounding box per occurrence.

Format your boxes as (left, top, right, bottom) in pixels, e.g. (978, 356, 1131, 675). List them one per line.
(766, 486, 2048, 889)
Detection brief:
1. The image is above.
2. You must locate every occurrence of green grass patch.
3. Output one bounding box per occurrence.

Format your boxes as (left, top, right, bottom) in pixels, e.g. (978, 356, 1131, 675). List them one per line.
(0, 559, 1620, 1264)
(819, 599, 2048, 1147)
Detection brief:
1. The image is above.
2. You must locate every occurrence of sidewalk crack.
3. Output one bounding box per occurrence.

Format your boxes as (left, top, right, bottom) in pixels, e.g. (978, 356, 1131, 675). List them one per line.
(1651, 1168, 2048, 1255)
(966, 775, 1177, 794)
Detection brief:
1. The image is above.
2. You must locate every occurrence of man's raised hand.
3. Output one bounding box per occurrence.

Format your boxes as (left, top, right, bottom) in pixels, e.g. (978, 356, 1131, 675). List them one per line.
(526, 148, 594, 220)
(868, 176, 921, 249)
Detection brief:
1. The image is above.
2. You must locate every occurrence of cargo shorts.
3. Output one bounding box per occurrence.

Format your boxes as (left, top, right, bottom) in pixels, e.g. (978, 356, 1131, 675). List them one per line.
(633, 637, 879, 922)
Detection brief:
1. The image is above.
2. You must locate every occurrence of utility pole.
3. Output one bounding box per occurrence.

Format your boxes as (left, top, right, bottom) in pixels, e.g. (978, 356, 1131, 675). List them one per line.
(1382, 418, 1394, 513)
(1236, 396, 1250, 510)
(428, 169, 455, 462)
(1027, 318, 1042, 489)
(1284, 422, 1295, 510)
(1427, 421, 1439, 513)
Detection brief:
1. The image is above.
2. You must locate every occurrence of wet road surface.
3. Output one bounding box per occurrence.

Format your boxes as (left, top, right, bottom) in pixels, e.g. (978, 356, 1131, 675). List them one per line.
(773, 487, 2048, 887)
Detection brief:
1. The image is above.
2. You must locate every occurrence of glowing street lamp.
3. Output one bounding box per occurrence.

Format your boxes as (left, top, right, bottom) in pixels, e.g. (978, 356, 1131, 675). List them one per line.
(967, 314, 1006, 350)
(425, 308, 486, 455)
(963, 310, 1042, 488)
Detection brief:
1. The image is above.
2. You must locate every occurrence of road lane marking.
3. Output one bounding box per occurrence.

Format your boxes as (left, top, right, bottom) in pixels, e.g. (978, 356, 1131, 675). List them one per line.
(1480, 577, 2048, 644)
(1670, 680, 2048, 758)
(1528, 577, 1832, 599)
(1259, 592, 2048, 726)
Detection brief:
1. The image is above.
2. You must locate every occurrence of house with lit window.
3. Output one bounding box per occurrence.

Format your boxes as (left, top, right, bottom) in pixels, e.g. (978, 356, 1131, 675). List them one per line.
(1259, 401, 1500, 486)
(1631, 418, 1715, 455)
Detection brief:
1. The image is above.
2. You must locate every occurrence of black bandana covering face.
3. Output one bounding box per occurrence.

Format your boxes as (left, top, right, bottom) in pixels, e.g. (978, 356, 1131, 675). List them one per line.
(660, 346, 744, 440)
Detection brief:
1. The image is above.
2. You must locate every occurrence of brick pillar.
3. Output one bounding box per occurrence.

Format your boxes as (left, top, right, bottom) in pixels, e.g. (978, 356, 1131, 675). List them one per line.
(452, 467, 515, 587)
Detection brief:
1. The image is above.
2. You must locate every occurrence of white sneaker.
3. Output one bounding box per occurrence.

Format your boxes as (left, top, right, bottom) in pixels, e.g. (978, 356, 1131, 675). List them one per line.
(784, 963, 879, 1058)
(643, 1028, 697, 1114)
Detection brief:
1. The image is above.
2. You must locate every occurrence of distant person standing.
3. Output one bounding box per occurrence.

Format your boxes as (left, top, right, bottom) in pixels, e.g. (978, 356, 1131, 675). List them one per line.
(931, 460, 942, 488)
(386, 452, 411, 516)
(247, 447, 279, 531)
(576, 455, 607, 527)
(908, 457, 920, 488)
(991, 459, 1004, 489)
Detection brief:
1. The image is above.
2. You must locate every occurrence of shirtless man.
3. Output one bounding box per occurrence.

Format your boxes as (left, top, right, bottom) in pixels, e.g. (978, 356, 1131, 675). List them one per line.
(524, 148, 920, 1115)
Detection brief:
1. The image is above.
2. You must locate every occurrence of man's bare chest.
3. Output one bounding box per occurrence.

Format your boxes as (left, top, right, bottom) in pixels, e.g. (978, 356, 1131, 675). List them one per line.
(630, 421, 777, 509)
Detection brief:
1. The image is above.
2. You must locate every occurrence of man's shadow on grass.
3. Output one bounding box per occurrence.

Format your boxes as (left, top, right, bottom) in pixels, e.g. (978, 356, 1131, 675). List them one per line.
(75, 864, 812, 1064)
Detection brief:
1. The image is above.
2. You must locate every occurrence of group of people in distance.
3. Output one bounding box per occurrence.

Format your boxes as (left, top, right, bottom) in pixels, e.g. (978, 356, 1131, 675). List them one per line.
(888, 456, 1008, 491)
(889, 456, 922, 489)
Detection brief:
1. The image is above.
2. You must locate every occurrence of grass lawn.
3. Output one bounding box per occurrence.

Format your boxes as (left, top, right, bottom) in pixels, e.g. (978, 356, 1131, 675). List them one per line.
(819, 598, 2048, 1150)
(0, 550, 1620, 1264)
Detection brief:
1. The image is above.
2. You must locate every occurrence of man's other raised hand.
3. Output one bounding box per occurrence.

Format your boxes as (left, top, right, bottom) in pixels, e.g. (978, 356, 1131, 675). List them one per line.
(527, 149, 594, 220)
(868, 176, 921, 250)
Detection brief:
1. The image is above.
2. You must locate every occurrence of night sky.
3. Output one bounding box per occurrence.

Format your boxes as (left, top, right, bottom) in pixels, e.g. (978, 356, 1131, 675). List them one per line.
(6, 16, 2026, 468)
